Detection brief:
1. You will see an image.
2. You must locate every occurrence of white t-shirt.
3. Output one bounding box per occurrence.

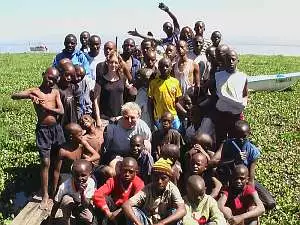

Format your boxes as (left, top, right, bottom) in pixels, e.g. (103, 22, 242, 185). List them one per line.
(215, 70, 248, 114)
(55, 176, 96, 203)
(85, 53, 105, 82)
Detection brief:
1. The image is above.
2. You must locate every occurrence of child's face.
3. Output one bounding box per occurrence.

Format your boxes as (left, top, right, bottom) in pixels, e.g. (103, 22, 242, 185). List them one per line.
(232, 170, 248, 192)
(152, 172, 170, 192)
(211, 32, 221, 47)
(64, 37, 77, 54)
(165, 45, 176, 61)
(71, 129, 83, 142)
(194, 22, 205, 36)
(80, 115, 94, 130)
(73, 166, 90, 189)
(225, 51, 239, 73)
(43, 73, 57, 88)
(89, 37, 101, 54)
(130, 137, 144, 157)
(74, 68, 85, 83)
(120, 164, 136, 183)
(193, 36, 204, 54)
(177, 41, 188, 57)
(80, 32, 90, 46)
(161, 114, 173, 130)
(181, 27, 191, 41)
(145, 54, 156, 69)
(158, 58, 171, 78)
(191, 154, 207, 175)
(184, 97, 192, 111)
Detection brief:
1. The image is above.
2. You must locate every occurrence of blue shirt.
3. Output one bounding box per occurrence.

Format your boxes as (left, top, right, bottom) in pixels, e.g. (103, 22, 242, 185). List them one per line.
(222, 138, 261, 166)
(161, 27, 180, 47)
(131, 56, 142, 80)
(53, 48, 91, 77)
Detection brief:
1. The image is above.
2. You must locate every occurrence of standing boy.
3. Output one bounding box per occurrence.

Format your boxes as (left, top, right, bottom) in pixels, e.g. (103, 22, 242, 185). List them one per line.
(11, 67, 65, 209)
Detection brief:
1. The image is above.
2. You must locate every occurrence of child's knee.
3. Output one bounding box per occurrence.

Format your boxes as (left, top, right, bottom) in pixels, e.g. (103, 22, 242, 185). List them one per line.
(41, 157, 51, 167)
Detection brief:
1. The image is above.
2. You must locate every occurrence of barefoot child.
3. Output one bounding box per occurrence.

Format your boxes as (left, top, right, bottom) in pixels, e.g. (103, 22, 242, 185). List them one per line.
(183, 175, 226, 225)
(93, 157, 144, 225)
(218, 165, 265, 225)
(49, 159, 95, 225)
(11, 67, 64, 209)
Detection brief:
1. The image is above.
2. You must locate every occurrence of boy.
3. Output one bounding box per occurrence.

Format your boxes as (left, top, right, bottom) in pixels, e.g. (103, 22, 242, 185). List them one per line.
(11, 67, 64, 209)
(80, 31, 91, 53)
(93, 157, 144, 225)
(53, 123, 100, 194)
(183, 175, 226, 225)
(130, 135, 154, 183)
(218, 165, 265, 225)
(48, 159, 95, 225)
(165, 44, 177, 65)
(122, 158, 186, 225)
(73, 65, 93, 120)
(211, 31, 222, 48)
(152, 112, 183, 161)
(148, 57, 184, 130)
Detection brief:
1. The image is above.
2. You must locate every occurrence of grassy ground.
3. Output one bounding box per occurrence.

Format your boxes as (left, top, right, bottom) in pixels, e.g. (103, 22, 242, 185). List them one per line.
(0, 53, 299, 224)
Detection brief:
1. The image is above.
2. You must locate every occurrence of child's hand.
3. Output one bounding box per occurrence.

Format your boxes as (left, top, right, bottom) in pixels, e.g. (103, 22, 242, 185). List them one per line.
(228, 215, 244, 225)
(82, 154, 91, 161)
(79, 182, 87, 193)
(30, 94, 41, 104)
(158, 2, 169, 12)
(194, 144, 211, 160)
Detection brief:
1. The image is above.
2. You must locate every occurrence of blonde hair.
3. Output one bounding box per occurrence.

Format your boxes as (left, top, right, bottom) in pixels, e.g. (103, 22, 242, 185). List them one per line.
(106, 50, 123, 77)
(121, 102, 141, 117)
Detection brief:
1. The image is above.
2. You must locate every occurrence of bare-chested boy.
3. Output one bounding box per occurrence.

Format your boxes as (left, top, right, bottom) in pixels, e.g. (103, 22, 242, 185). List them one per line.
(11, 67, 65, 209)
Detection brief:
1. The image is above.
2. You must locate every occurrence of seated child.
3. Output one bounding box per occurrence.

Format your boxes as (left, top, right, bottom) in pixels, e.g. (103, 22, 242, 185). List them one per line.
(189, 152, 222, 199)
(210, 120, 276, 210)
(93, 157, 144, 225)
(152, 112, 184, 161)
(73, 65, 93, 120)
(183, 175, 226, 225)
(129, 135, 154, 183)
(49, 159, 96, 225)
(11, 67, 64, 209)
(53, 123, 100, 193)
(218, 165, 265, 225)
(160, 144, 182, 185)
(122, 158, 186, 225)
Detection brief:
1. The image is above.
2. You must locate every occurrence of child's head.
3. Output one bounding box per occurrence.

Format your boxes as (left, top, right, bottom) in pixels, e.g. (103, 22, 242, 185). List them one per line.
(158, 58, 172, 79)
(215, 44, 230, 68)
(141, 39, 155, 56)
(42, 67, 60, 88)
(186, 175, 206, 203)
(88, 35, 101, 56)
(144, 50, 157, 69)
(152, 158, 173, 191)
(211, 31, 222, 47)
(59, 62, 75, 86)
(180, 26, 194, 42)
(234, 120, 250, 139)
(80, 115, 95, 131)
(193, 35, 204, 55)
(194, 21, 205, 36)
(190, 152, 208, 175)
(130, 134, 145, 158)
(71, 159, 92, 189)
(160, 112, 174, 131)
(205, 46, 216, 63)
(231, 164, 249, 192)
(135, 68, 152, 89)
(122, 38, 136, 57)
(225, 49, 239, 73)
(73, 65, 86, 84)
(103, 41, 116, 58)
(64, 34, 77, 54)
(80, 31, 90, 48)
(160, 144, 180, 163)
(165, 44, 177, 61)
(65, 123, 83, 143)
(192, 132, 213, 152)
(182, 95, 193, 112)
(119, 157, 138, 184)
(163, 22, 174, 36)
(177, 40, 188, 58)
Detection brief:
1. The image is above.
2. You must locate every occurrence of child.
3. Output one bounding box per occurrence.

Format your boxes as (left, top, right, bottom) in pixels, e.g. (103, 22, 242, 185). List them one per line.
(218, 165, 265, 225)
(11, 67, 64, 209)
(122, 158, 186, 225)
(179, 26, 195, 52)
(211, 31, 222, 48)
(152, 112, 184, 161)
(164, 43, 177, 65)
(73, 65, 93, 120)
(210, 120, 276, 210)
(189, 152, 222, 199)
(183, 175, 226, 225)
(148, 57, 184, 130)
(49, 159, 95, 225)
(93, 157, 144, 225)
(53, 123, 100, 194)
(129, 135, 154, 183)
(80, 31, 90, 53)
(57, 62, 78, 126)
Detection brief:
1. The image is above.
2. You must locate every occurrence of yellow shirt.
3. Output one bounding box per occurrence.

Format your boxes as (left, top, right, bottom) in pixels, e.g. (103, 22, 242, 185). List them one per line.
(148, 75, 182, 120)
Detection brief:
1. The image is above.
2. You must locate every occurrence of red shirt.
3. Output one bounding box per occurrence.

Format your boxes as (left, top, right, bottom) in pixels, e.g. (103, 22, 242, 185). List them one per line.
(93, 175, 144, 215)
(221, 184, 256, 215)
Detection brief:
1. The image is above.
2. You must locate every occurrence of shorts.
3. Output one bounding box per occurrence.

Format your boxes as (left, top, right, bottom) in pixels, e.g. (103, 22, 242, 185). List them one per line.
(36, 123, 65, 158)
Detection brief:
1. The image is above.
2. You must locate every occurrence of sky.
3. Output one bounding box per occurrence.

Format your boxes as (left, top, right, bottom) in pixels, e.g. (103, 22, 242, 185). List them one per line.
(1, 0, 300, 46)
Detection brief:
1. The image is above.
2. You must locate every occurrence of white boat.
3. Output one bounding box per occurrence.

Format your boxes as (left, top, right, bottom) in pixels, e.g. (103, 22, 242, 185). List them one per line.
(29, 44, 48, 52)
(247, 72, 300, 91)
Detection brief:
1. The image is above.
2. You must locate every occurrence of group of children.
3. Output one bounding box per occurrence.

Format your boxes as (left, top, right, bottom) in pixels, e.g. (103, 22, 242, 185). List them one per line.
(11, 2, 277, 225)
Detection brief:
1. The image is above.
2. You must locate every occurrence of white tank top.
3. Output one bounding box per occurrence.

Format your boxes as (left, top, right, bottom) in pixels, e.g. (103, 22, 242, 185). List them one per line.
(174, 58, 194, 95)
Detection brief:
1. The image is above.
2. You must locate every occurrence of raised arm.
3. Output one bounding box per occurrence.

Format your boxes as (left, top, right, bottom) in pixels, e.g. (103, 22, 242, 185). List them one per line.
(159, 2, 180, 31)
(128, 28, 162, 45)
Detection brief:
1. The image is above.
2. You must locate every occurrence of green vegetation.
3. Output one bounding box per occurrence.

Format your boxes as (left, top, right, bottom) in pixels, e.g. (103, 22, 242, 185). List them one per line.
(0, 53, 299, 224)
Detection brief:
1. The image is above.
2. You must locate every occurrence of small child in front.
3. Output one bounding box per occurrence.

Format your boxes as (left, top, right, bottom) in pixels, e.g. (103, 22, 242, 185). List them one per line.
(49, 159, 95, 225)
(93, 157, 144, 225)
(218, 165, 265, 225)
(183, 175, 226, 225)
(11, 67, 64, 209)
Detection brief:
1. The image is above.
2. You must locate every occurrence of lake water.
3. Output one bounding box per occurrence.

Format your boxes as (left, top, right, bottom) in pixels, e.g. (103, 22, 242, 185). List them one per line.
(0, 41, 300, 56)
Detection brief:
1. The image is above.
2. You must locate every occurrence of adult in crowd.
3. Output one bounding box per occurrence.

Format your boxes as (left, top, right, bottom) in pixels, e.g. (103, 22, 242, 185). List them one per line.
(80, 31, 90, 53)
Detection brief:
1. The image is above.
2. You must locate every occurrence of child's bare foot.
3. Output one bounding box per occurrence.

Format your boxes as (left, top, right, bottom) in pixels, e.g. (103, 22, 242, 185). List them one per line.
(40, 195, 49, 210)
